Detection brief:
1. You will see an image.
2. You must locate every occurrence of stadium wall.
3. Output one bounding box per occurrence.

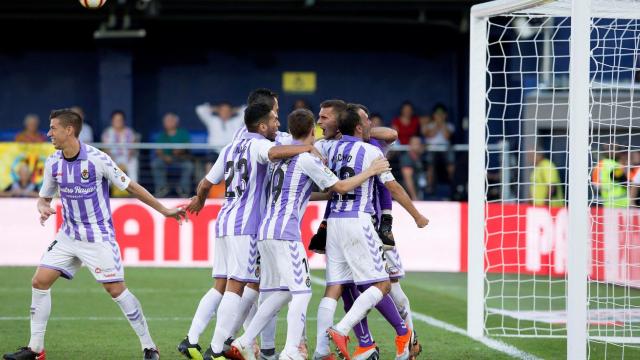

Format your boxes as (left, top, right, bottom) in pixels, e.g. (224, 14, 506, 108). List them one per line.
(2, 199, 638, 287)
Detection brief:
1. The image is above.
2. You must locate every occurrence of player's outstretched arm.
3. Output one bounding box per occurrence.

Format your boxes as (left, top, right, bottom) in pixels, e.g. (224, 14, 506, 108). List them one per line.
(268, 145, 323, 162)
(370, 126, 398, 145)
(37, 197, 56, 226)
(384, 180, 429, 228)
(329, 157, 391, 194)
(126, 181, 187, 223)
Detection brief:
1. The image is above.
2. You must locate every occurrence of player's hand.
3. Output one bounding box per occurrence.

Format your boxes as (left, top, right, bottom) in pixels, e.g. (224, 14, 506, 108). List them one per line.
(164, 207, 188, 225)
(38, 206, 56, 226)
(414, 214, 429, 228)
(186, 196, 205, 215)
(368, 156, 391, 176)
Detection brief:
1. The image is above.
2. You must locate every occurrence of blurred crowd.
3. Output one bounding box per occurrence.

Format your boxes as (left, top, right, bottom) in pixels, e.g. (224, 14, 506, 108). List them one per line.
(3, 100, 461, 201)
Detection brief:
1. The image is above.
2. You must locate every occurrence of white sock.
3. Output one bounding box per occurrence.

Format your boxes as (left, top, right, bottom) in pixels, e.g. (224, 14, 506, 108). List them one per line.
(187, 288, 223, 344)
(28, 288, 51, 353)
(314, 297, 337, 356)
(237, 291, 290, 348)
(259, 292, 278, 351)
(113, 289, 155, 350)
(335, 287, 383, 335)
(243, 302, 258, 332)
(228, 286, 259, 337)
(210, 292, 241, 353)
(283, 293, 312, 355)
(390, 282, 414, 330)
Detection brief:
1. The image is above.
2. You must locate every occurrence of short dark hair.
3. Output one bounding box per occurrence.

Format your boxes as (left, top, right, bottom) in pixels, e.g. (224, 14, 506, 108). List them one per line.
(432, 102, 448, 114)
(50, 108, 83, 137)
(247, 88, 278, 109)
(244, 102, 273, 132)
(288, 109, 315, 139)
(320, 99, 347, 117)
(351, 103, 370, 117)
(337, 104, 362, 136)
(110, 110, 125, 119)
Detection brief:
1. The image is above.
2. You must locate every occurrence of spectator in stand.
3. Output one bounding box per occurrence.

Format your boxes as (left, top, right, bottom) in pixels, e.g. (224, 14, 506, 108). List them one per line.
(424, 103, 456, 194)
(71, 106, 94, 143)
(0, 163, 39, 198)
(151, 112, 194, 197)
(101, 110, 139, 184)
(391, 101, 420, 144)
(370, 113, 384, 128)
(293, 98, 311, 110)
(195, 100, 244, 161)
(15, 114, 47, 143)
(400, 136, 428, 200)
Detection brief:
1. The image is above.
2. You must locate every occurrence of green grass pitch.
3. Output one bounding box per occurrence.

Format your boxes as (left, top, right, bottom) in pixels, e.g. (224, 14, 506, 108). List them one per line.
(1, 267, 639, 359)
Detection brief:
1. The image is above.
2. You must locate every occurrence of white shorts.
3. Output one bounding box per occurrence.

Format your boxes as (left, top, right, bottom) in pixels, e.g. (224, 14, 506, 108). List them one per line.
(212, 235, 228, 279)
(40, 231, 124, 283)
(223, 235, 259, 283)
(258, 240, 312, 294)
(326, 213, 389, 286)
(385, 247, 405, 279)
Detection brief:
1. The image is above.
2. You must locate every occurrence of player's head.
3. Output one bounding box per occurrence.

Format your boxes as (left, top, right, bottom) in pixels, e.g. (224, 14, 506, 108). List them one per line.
(218, 101, 232, 120)
(318, 99, 347, 139)
(48, 108, 83, 149)
(352, 103, 372, 140)
(247, 88, 279, 114)
(111, 110, 126, 129)
(288, 109, 316, 144)
(245, 102, 279, 141)
(338, 104, 366, 138)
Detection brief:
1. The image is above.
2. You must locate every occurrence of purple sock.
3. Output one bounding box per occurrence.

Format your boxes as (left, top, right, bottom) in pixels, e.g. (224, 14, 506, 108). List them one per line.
(342, 283, 375, 347)
(358, 284, 408, 336)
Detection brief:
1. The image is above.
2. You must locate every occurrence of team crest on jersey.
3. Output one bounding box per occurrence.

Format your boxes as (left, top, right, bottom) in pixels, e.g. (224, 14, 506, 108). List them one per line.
(81, 169, 89, 180)
(120, 176, 126, 183)
(305, 276, 311, 288)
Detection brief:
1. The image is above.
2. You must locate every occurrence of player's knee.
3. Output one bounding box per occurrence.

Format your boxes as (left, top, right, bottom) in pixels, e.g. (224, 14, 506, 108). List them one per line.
(324, 284, 342, 299)
(103, 282, 126, 298)
(374, 280, 391, 295)
(31, 276, 51, 290)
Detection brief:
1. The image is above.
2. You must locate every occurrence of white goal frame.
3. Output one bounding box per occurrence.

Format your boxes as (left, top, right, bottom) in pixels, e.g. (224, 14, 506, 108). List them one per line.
(466, 1, 626, 359)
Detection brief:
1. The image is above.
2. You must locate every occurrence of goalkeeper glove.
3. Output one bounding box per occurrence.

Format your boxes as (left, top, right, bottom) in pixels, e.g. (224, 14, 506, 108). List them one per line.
(378, 214, 396, 250)
(309, 220, 327, 254)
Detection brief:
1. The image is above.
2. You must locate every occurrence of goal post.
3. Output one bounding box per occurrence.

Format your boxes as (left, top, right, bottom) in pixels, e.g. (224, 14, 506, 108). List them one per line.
(468, 0, 640, 358)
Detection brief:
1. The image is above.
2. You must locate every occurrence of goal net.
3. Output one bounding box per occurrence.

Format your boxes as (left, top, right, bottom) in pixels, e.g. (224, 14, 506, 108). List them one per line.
(468, 0, 640, 358)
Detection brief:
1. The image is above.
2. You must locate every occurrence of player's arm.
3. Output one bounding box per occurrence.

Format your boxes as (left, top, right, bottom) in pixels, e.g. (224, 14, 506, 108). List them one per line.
(310, 192, 332, 201)
(187, 145, 228, 214)
(383, 179, 429, 228)
(126, 181, 186, 222)
(268, 144, 323, 162)
(37, 158, 58, 225)
(329, 157, 391, 194)
(37, 197, 56, 226)
(370, 126, 398, 145)
(195, 102, 217, 126)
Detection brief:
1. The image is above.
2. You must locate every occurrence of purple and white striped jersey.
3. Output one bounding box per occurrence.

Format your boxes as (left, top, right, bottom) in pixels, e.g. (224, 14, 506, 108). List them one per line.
(206, 132, 275, 237)
(232, 125, 293, 145)
(326, 135, 395, 218)
(39, 142, 131, 242)
(258, 145, 339, 241)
